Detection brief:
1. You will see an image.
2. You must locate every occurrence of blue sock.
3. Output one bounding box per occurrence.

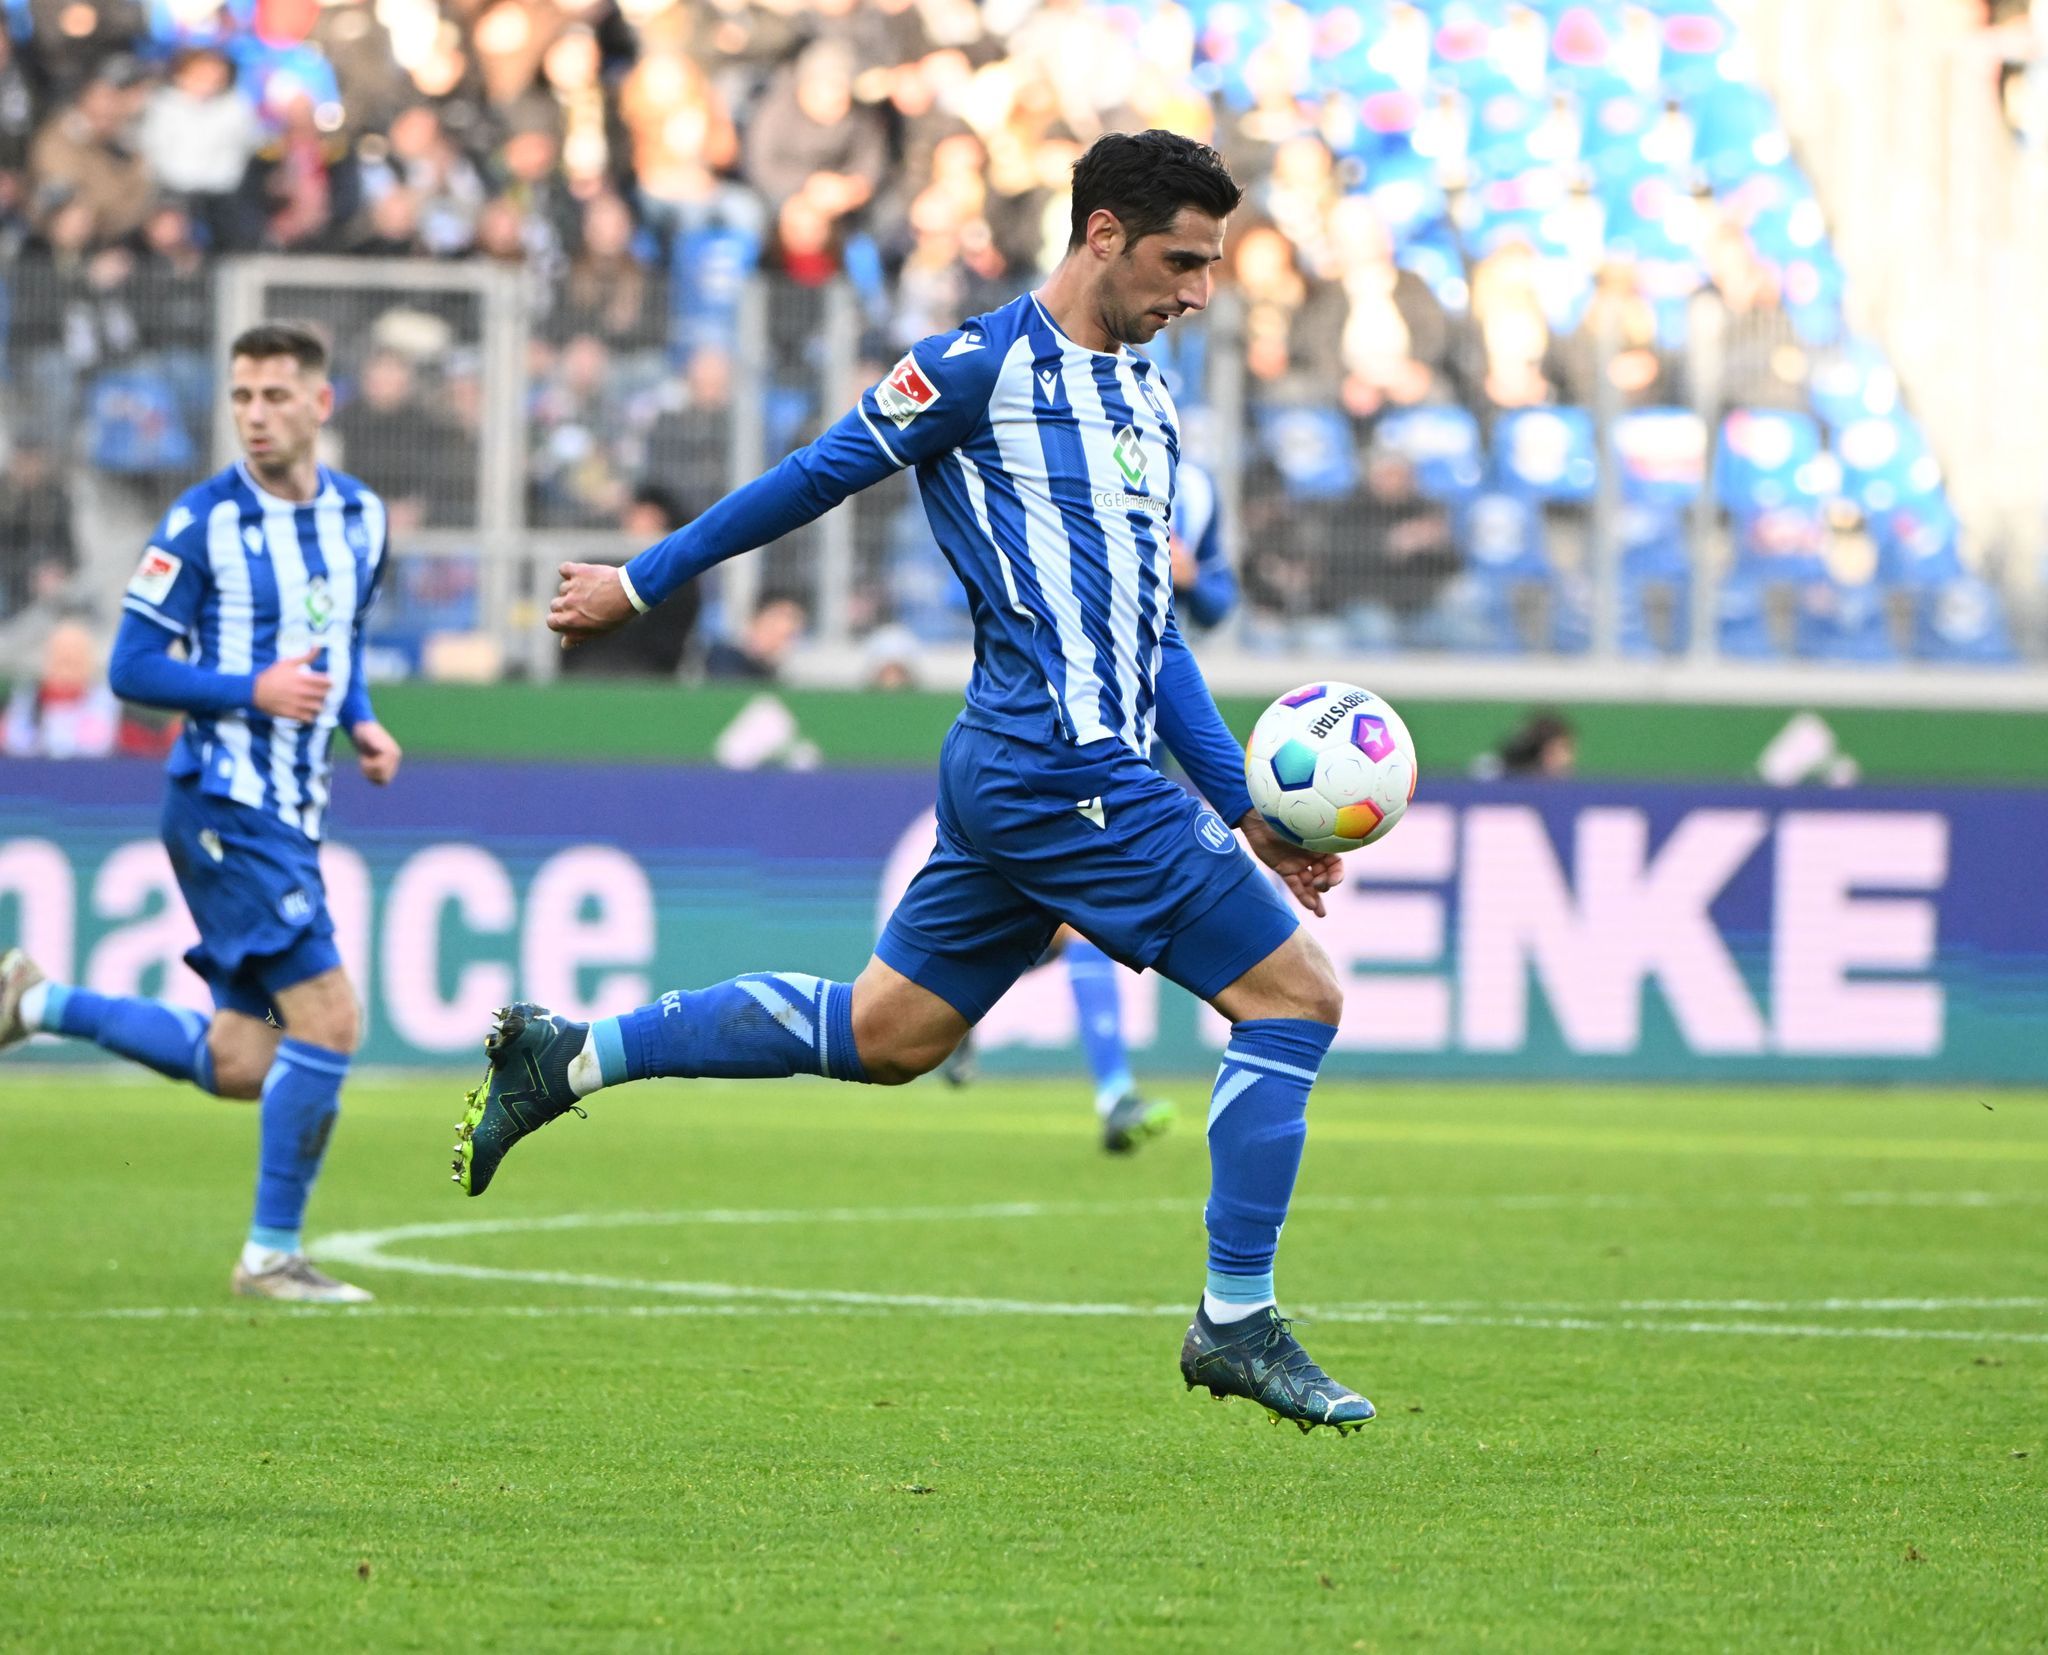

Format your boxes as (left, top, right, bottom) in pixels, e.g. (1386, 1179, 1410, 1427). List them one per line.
(250, 1038, 348, 1251)
(1203, 1018, 1338, 1310)
(1064, 941, 1133, 1107)
(41, 983, 218, 1093)
(591, 975, 869, 1086)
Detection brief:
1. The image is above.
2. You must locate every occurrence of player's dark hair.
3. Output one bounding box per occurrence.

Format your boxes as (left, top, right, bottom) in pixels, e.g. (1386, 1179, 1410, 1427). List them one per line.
(230, 322, 329, 374)
(1067, 130, 1243, 251)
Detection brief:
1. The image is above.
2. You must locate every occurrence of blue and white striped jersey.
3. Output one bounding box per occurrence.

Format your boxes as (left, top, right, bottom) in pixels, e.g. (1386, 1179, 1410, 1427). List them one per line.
(852, 293, 1183, 752)
(122, 461, 388, 840)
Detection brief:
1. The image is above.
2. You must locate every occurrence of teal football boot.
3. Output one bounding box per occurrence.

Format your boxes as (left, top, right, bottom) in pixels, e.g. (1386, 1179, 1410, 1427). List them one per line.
(452, 1003, 588, 1197)
(1179, 1306, 1376, 1435)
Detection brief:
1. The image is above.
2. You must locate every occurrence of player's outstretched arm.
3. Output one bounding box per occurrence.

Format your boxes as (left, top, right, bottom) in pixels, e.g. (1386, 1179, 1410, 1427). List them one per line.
(553, 332, 997, 647)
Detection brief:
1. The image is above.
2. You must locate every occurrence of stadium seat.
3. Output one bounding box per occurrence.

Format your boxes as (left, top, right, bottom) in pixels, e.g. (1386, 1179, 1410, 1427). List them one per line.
(1913, 576, 2019, 665)
(1832, 411, 1944, 514)
(1807, 336, 1900, 428)
(1715, 569, 1788, 659)
(84, 371, 197, 474)
(1255, 406, 1358, 499)
(1374, 405, 1486, 502)
(1730, 503, 1831, 585)
(1794, 577, 1902, 663)
(1714, 408, 1829, 514)
(1867, 495, 1965, 588)
(1613, 407, 1708, 505)
(1491, 406, 1599, 503)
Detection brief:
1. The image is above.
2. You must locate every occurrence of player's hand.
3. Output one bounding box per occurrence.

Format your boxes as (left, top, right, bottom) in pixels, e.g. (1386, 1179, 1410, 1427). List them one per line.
(548, 562, 637, 649)
(350, 719, 402, 786)
(252, 650, 331, 723)
(1239, 811, 1345, 919)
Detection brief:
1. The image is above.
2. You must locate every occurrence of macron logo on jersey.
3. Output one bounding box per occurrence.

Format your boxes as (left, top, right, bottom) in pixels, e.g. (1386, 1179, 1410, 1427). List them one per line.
(942, 333, 984, 358)
(876, 354, 941, 428)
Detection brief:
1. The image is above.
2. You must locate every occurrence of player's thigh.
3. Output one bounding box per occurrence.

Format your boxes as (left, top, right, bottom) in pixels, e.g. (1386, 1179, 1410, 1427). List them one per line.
(206, 1008, 281, 1099)
(877, 819, 1056, 1029)
(270, 966, 361, 1055)
(1204, 924, 1343, 1028)
(849, 956, 974, 1085)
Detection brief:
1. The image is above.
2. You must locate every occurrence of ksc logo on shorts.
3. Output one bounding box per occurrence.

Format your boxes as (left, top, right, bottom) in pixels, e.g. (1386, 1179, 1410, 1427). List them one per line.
(1194, 811, 1233, 853)
(280, 889, 313, 922)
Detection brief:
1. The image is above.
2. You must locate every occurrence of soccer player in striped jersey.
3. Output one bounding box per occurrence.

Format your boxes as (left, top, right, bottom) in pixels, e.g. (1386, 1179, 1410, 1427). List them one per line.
(0, 322, 399, 1304)
(458, 132, 1372, 1433)
(941, 457, 1239, 1154)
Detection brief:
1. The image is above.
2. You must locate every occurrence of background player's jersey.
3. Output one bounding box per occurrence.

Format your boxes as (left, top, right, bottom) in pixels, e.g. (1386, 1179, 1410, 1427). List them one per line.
(1170, 459, 1237, 631)
(122, 462, 387, 839)
(852, 293, 1183, 754)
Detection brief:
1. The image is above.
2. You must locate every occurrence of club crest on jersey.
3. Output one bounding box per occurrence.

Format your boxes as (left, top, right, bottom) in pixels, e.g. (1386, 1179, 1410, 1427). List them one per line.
(127, 547, 183, 605)
(305, 576, 334, 632)
(1194, 810, 1233, 854)
(875, 354, 940, 428)
(1113, 426, 1148, 488)
(346, 519, 369, 552)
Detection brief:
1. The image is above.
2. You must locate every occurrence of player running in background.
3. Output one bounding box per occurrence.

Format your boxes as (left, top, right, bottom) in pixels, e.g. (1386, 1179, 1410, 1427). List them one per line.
(943, 457, 1239, 1155)
(456, 132, 1372, 1434)
(0, 323, 399, 1304)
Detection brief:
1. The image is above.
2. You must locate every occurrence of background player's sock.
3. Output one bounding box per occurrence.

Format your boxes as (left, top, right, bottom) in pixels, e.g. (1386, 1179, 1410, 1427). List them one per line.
(1201, 1017, 1338, 1322)
(249, 1037, 348, 1257)
(576, 975, 869, 1090)
(1064, 941, 1134, 1117)
(23, 981, 219, 1093)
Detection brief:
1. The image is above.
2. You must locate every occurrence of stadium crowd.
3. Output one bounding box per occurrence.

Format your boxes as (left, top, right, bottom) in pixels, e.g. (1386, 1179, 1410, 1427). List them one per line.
(0, 0, 2025, 674)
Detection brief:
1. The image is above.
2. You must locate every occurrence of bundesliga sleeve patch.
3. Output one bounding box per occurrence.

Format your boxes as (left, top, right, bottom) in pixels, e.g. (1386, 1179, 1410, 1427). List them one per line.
(874, 353, 941, 429)
(127, 547, 183, 606)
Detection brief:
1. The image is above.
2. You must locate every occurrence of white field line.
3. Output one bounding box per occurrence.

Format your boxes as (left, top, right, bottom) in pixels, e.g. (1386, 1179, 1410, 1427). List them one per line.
(6, 1191, 2044, 1344)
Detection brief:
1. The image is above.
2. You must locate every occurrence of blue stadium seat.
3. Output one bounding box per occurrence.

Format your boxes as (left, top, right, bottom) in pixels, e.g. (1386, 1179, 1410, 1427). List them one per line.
(1867, 495, 1965, 588)
(1807, 336, 1900, 428)
(1714, 408, 1828, 514)
(1716, 569, 1787, 659)
(1794, 578, 1901, 663)
(1457, 490, 1552, 579)
(1255, 406, 1358, 499)
(1613, 408, 1708, 506)
(1375, 405, 1485, 502)
(1491, 406, 1599, 503)
(1833, 411, 1943, 513)
(85, 371, 197, 474)
(1730, 504, 1830, 585)
(1913, 577, 2018, 665)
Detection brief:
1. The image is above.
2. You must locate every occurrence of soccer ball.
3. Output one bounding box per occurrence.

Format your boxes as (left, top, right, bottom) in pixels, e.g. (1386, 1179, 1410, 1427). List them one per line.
(1245, 682, 1418, 854)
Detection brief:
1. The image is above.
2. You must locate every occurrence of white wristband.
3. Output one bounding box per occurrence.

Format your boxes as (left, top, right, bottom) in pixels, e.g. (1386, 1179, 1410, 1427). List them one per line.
(617, 565, 650, 614)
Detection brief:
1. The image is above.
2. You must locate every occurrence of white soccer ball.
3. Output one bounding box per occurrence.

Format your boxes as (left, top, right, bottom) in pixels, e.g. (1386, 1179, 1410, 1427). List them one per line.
(1245, 682, 1418, 854)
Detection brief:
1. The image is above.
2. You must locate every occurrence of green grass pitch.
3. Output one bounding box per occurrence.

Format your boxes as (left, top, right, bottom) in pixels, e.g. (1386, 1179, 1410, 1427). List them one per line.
(2, 1070, 2043, 1651)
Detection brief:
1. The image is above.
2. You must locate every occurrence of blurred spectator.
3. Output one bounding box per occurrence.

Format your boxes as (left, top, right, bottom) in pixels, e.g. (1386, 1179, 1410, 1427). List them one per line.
(23, 0, 147, 104)
(538, 23, 617, 195)
(643, 346, 736, 516)
(356, 104, 486, 257)
(348, 180, 427, 255)
(550, 191, 665, 352)
(1481, 710, 1579, 778)
(1698, 220, 1807, 413)
(560, 484, 702, 680)
(136, 48, 263, 247)
(250, 83, 355, 249)
(1469, 241, 1558, 413)
(129, 203, 214, 439)
(862, 622, 922, 690)
(1547, 260, 1684, 411)
(705, 596, 808, 682)
(0, 442, 79, 619)
(743, 40, 886, 229)
(0, 32, 36, 180)
(1, 619, 119, 758)
(1325, 446, 1461, 638)
(329, 348, 470, 529)
(10, 198, 144, 439)
(28, 62, 153, 244)
(1328, 196, 1463, 418)
(528, 331, 635, 527)
(1232, 223, 1345, 398)
(618, 36, 749, 242)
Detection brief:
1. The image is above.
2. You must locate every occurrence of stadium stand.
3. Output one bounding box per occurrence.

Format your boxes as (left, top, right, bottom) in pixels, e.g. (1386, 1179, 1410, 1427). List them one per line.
(0, 0, 2037, 676)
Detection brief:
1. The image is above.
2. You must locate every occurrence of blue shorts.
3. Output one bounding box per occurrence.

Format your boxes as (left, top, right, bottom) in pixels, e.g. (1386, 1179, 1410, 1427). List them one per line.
(878, 720, 1298, 1024)
(162, 780, 341, 1020)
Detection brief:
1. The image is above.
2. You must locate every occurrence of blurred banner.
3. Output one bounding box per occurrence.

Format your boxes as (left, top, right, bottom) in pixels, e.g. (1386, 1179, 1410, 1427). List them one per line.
(2, 759, 2040, 1083)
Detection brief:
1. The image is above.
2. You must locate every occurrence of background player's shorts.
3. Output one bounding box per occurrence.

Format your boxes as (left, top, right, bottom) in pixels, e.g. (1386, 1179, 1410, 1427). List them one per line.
(162, 779, 342, 1019)
(879, 720, 1298, 1024)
